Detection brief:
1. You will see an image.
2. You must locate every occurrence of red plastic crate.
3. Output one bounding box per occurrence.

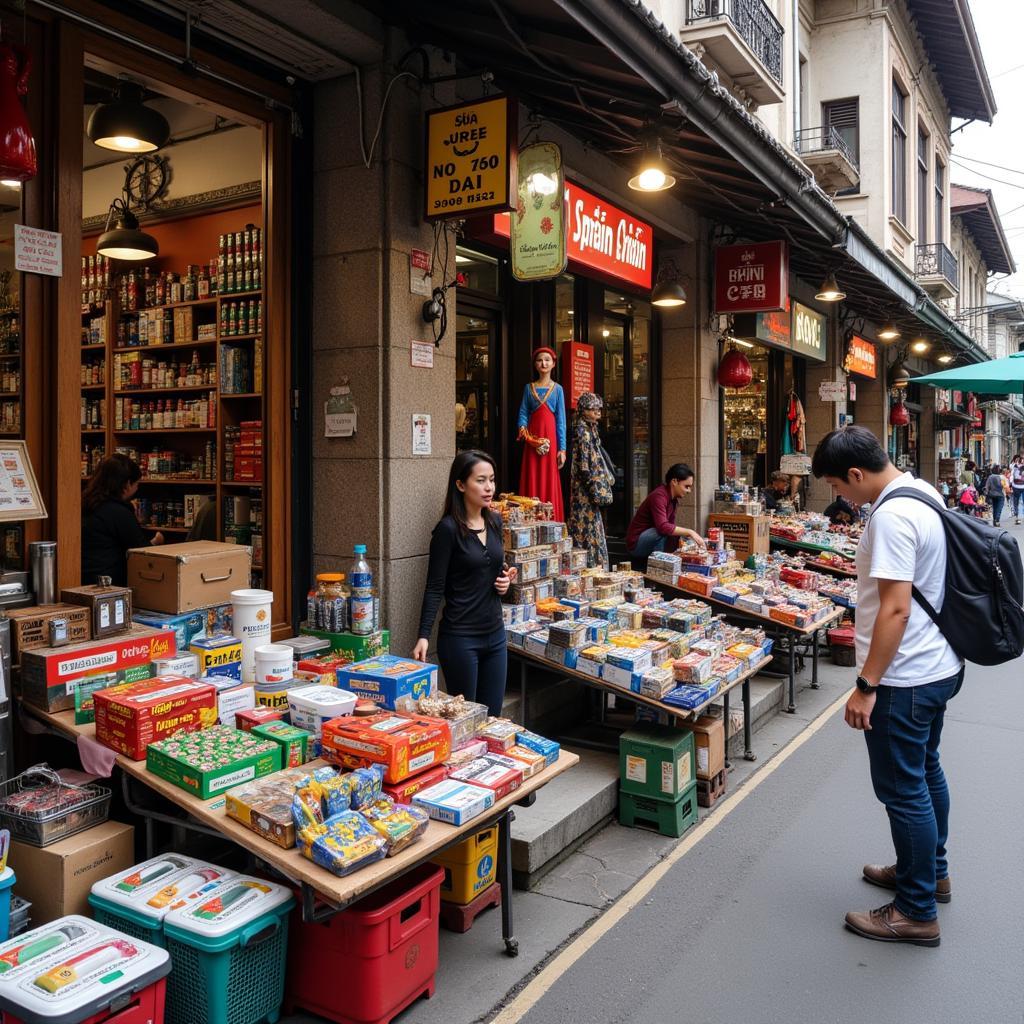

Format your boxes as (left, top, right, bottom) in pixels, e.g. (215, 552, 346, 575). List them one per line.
(285, 863, 443, 1024)
(3, 978, 166, 1024)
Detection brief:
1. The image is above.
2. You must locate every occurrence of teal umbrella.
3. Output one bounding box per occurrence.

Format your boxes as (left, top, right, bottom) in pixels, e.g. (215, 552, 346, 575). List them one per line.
(917, 351, 1024, 398)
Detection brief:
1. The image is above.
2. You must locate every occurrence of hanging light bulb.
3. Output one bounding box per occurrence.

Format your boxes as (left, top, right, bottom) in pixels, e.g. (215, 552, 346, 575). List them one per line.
(87, 81, 169, 153)
(96, 196, 158, 261)
(815, 271, 846, 302)
(937, 353, 954, 364)
(628, 138, 676, 192)
(911, 338, 930, 354)
(878, 322, 901, 341)
(890, 363, 911, 389)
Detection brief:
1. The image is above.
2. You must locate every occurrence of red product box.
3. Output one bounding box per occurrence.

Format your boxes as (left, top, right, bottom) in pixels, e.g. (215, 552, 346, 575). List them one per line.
(235, 705, 287, 732)
(321, 712, 451, 784)
(381, 763, 449, 803)
(448, 754, 523, 801)
(94, 674, 217, 759)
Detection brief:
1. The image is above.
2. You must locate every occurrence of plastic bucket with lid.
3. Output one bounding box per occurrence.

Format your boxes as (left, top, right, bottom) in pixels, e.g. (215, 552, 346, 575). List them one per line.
(231, 589, 274, 683)
(253, 644, 294, 685)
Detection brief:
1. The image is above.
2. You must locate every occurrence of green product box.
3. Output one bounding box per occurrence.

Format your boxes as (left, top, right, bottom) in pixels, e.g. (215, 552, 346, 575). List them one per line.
(146, 740, 282, 800)
(298, 625, 390, 660)
(251, 721, 312, 769)
(73, 663, 154, 725)
(619, 724, 696, 801)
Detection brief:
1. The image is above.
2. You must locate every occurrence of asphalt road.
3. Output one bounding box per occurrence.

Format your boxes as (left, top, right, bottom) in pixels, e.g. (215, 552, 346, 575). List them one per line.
(513, 629, 1024, 1023)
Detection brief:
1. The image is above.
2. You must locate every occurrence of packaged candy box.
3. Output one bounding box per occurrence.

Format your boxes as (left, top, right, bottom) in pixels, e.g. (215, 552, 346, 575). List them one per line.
(321, 712, 451, 784)
(224, 766, 314, 847)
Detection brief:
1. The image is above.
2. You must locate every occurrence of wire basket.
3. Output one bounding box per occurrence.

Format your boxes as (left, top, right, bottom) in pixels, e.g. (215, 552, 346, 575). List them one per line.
(0, 764, 111, 847)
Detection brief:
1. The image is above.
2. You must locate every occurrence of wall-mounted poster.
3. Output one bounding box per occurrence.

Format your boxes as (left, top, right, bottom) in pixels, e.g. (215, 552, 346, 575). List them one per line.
(0, 441, 47, 521)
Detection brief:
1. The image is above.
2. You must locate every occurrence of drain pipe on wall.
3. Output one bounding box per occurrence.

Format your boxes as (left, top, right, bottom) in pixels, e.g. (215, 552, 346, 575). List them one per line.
(792, 0, 801, 144)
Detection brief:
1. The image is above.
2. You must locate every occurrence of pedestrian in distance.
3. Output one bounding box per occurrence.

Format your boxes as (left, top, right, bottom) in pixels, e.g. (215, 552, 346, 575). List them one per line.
(983, 464, 1006, 525)
(812, 426, 964, 948)
(1010, 454, 1024, 524)
(412, 449, 512, 716)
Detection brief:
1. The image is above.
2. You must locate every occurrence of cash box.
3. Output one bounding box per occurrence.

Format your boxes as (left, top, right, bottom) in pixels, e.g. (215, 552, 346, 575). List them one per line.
(60, 581, 133, 640)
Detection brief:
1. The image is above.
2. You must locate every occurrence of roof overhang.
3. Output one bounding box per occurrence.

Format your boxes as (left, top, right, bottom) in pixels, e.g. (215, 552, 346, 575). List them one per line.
(951, 186, 1015, 275)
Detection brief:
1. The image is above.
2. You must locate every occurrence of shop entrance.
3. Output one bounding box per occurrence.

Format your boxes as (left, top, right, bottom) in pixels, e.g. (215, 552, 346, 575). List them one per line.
(456, 308, 500, 456)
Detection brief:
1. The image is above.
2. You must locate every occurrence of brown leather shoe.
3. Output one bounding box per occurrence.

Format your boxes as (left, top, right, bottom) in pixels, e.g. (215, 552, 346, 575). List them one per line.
(862, 864, 952, 903)
(844, 902, 940, 947)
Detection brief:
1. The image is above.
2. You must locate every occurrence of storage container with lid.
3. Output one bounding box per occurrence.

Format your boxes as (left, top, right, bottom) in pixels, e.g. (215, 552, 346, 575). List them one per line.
(286, 683, 356, 736)
(0, 867, 16, 942)
(162, 875, 293, 1024)
(0, 914, 170, 1024)
(88, 855, 236, 947)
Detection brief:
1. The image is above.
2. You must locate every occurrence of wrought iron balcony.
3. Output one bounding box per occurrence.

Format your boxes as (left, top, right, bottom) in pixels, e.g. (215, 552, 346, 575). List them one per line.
(793, 127, 859, 192)
(684, 0, 785, 106)
(915, 243, 959, 300)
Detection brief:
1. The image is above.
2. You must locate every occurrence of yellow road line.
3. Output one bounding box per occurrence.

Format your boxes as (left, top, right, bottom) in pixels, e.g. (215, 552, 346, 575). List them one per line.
(490, 688, 850, 1024)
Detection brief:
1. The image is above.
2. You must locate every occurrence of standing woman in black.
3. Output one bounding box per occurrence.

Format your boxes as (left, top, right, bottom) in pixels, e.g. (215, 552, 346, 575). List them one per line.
(412, 450, 511, 716)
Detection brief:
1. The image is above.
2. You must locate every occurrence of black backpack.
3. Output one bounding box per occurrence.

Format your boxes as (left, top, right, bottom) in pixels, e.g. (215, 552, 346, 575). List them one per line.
(871, 487, 1024, 666)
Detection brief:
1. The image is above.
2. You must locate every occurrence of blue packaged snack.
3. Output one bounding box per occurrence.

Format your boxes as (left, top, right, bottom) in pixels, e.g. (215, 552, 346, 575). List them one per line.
(348, 764, 385, 809)
(514, 729, 560, 767)
(308, 810, 388, 876)
(318, 772, 353, 817)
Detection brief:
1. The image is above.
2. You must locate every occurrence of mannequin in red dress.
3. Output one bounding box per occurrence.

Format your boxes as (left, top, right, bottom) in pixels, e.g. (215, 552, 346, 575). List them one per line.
(516, 347, 566, 520)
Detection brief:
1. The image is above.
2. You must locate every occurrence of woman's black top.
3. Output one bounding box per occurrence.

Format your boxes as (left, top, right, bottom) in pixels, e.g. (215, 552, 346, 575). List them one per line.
(81, 499, 150, 586)
(417, 514, 505, 639)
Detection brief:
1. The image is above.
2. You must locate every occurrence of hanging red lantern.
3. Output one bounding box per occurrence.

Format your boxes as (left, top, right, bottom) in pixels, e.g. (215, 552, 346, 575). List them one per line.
(889, 398, 910, 427)
(718, 344, 753, 389)
(0, 40, 37, 182)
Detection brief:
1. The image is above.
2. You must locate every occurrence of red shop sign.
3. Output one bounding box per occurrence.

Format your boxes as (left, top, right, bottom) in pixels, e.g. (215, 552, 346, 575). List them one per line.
(562, 341, 595, 409)
(714, 241, 788, 314)
(492, 180, 653, 289)
(845, 335, 877, 379)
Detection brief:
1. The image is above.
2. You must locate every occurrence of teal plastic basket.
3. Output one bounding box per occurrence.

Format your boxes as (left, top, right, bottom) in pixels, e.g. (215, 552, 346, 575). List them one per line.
(164, 902, 293, 1024)
(0, 867, 15, 943)
(88, 895, 167, 948)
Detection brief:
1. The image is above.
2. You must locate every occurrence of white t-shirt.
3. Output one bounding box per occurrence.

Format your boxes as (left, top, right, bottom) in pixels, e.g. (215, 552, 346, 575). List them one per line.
(855, 473, 962, 686)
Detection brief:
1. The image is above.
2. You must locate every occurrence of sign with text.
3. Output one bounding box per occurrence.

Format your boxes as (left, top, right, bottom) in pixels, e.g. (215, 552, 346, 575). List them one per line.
(713, 241, 787, 314)
(493, 180, 653, 289)
(425, 96, 515, 221)
(844, 335, 877, 378)
(780, 453, 812, 476)
(14, 225, 62, 277)
(818, 381, 846, 401)
(791, 301, 826, 362)
(511, 142, 567, 282)
(0, 440, 47, 520)
(562, 342, 595, 409)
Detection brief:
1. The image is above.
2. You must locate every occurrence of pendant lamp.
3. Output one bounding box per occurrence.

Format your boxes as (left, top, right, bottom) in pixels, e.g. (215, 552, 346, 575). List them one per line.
(0, 41, 37, 182)
(87, 81, 169, 153)
(718, 343, 753, 389)
(889, 397, 910, 427)
(651, 258, 686, 308)
(96, 197, 158, 261)
(815, 271, 846, 302)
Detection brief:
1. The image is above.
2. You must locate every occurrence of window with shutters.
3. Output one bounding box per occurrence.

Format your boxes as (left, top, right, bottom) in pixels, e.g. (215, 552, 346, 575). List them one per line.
(935, 157, 945, 245)
(891, 81, 907, 224)
(917, 125, 929, 243)
(822, 97, 859, 196)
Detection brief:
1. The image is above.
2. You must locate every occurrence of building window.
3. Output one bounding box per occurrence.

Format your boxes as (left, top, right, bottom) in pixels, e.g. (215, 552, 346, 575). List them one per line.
(823, 97, 859, 164)
(891, 80, 907, 224)
(934, 157, 945, 245)
(917, 126, 929, 243)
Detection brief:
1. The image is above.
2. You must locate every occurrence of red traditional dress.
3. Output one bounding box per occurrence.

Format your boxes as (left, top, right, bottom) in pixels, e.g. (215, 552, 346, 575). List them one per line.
(517, 381, 565, 520)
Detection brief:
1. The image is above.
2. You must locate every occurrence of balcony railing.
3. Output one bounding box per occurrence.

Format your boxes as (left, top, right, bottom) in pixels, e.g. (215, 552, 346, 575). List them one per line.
(687, 0, 784, 85)
(793, 127, 859, 170)
(915, 243, 959, 291)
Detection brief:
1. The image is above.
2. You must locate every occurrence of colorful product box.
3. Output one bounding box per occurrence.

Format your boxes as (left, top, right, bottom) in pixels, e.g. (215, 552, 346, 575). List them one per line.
(133, 605, 232, 651)
(479, 718, 519, 753)
(297, 626, 390, 661)
(335, 655, 439, 711)
(251, 721, 312, 768)
(225, 766, 313, 848)
(515, 730, 560, 768)
(448, 754, 523, 801)
(20, 625, 177, 713)
(73, 664, 154, 725)
(321, 712, 452, 784)
(381, 763, 449, 803)
(215, 682, 256, 725)
(94, 675, 218, 760)
(234, 705, 287, 732)
(190, 634, 243, 680)
(412, 779, 494, 826)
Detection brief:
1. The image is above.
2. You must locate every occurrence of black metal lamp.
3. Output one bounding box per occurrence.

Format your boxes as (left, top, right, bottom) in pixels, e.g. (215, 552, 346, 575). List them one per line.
(651, 259, 686, 308)
(96, 196, 159, 261)
(87, 81, 170, 153)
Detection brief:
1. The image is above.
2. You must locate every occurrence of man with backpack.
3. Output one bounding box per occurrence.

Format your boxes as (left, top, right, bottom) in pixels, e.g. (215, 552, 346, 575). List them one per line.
(1011, 454, 1024, 525)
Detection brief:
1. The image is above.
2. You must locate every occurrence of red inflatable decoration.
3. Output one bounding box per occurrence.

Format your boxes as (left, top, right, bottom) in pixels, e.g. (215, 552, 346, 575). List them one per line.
(718, 344, 753, 389)
(889, 398, 910, 427)
(0, 40, 36, 182)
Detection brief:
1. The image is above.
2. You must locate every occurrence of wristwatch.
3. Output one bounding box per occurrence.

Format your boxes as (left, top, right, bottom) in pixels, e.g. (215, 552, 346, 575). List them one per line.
(855, 675, 878, 694)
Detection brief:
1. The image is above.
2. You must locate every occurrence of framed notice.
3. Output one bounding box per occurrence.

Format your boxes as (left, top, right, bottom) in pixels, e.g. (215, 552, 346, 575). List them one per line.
(562, 342, 595, 408)
(511, 142, 567, 282)
(0, 441, 47, 521)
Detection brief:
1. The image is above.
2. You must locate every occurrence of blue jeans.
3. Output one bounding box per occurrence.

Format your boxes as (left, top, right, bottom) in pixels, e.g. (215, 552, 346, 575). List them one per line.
(628, 527, 674, 562)
(990, 495, 1005, 523)
(1012, 488, 1024, 518)
(863, 668, 964, 920)
(436, 626, 508, 716)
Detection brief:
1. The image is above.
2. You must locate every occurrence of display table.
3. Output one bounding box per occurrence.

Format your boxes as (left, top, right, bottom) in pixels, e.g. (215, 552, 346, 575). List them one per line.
(769, 535, 858, 561)
(17, 700, 578, 957)
(804, 558, 857, 579)
(642, 574, 845, 713)
(510, 644, 770, 763)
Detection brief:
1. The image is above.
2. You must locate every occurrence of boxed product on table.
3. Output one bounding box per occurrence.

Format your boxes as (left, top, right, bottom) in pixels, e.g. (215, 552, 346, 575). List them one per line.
(505, 745, 545, 778)
(321, 713, 452, 784)
(287, 684, 357, 735)
(20, 625, 176, 713)
(640, 665, 676, 699)
(448, 754, 523, 801)
(94, 675, 218, 760)
(575, 645, 610, 679)
(152, 652, 200, 677)
(417, 693, 487, 749)
(506, 620, 544, 648)
(190, 634, 243, 680)
(211, 679, 255, 724)
(663, 682, 719, 710)
(73, 673, 121, 725)
(251, 721, 312, 768)
(412, 779, 495, 825)
(60, 582, 133, 640)
(445, 738, 488, 768)
(297, 626, 390, 661)
(235, 705, 287, 731)
(711, 654, 743, 684)
(382, 763, 449, 803)
(133, 605, 232, 651)
(5, 604, 91, 661)
(146, 725, 282, 799)
(126, 541, 252, 614)
(479, 718, 519, 753)
(523, 629, 550, 658)
(515, 729, 560, 768)
(225, 765, 314, 847)
(672, 653, 713, 684)
(334, 655, 438, 711)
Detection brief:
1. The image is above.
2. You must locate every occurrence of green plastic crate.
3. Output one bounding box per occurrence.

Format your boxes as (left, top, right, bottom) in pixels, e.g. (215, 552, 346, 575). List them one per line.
(619, 724, 696, 800)
(619, 781, 698, 838)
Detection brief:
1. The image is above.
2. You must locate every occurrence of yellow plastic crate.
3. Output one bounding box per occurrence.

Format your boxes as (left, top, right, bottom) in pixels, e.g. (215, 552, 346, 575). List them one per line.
(431, 826, 498, 905)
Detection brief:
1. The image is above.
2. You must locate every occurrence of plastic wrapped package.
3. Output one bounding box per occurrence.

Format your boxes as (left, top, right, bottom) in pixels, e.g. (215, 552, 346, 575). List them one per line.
(417, 694, 487, 749)
(305, 811, 388, 876)
(348, 765, 385, 809)
(359, 798, 430, 856)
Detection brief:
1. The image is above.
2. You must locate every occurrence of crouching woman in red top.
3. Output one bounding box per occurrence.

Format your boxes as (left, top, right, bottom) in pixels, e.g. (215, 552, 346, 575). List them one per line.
(625, 463, 705, 564)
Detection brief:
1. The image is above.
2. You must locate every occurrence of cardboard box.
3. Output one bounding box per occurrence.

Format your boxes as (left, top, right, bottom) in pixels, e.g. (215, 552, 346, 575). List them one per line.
(20, 625, 176, 713)
(297, 625, 390, 660)
(5, 604, 92, 660)
(334, 655, 438, 711)
(8, 820, 135, 924)
(706, 514, 770, 559)
(684, 715, 726, 780)
(191, 634, 243, 680)
(321, 712, 452, 784)
(126, 541, 252, 614)
(60, 583, 133, 640)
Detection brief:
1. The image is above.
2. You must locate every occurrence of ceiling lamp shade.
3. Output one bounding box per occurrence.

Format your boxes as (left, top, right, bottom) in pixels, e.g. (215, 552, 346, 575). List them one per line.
(652, 277, 687, 307)
(890, 363, 911, 388)
(97, 197, 158, 261)
(937, 353, 954, 364)
(718, 344, 753, 389)
(0, 42, 37, 182)
(878, 322, 901, 341)
(87, 81, 169, 153)
(815, 271, 846, 302)
(628, 140, 676, 192)
(889, 398, 910, 427)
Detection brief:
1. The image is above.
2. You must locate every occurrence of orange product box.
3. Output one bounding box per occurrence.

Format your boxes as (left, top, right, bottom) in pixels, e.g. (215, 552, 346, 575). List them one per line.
(321, 711, 452, 784)
(94, 674, 218, 760)
(676, 573, 715, 597)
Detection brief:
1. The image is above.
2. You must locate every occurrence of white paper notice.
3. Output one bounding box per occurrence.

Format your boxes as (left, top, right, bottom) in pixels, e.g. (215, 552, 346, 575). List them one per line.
(411, 341, 434, 368)
(412, 413, 432, 456)
(14, 225, 62, 277)
(818, 381, 846, 402)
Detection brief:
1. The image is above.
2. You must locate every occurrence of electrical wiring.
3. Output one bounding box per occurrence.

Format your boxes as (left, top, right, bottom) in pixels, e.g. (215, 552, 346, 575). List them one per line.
(949, 158, 1024, 192)
(951, 153, 1024, 177)
(353, 67, 418, 170)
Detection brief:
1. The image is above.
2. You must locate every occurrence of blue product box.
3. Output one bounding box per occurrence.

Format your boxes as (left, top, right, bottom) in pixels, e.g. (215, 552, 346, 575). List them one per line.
(515, 729, 560, 767)
(412, 779, 495, 825)
(335, 654, 438, 710)
(133, 605, 232, 651)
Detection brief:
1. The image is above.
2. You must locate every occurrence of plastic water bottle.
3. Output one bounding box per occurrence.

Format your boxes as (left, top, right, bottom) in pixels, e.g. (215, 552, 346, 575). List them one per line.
(349, 544, 375, 635)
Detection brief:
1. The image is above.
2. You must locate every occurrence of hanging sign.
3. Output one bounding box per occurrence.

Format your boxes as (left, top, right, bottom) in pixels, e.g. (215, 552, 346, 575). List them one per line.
(510, 142, 567, 282)
(562, 342, 595, 409)
(713, 241, 787, 314)
(844, 335, 877, 378)
(791, 302, 826, 362)
(754, 305, 791, 348)
(14, 224, 62, 277)
(492, 180, 653, 289)
(424, 95, 515, 220)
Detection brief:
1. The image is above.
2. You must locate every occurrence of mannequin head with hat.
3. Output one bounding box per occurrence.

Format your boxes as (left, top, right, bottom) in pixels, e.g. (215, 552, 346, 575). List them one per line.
(533, 346, 557, 386)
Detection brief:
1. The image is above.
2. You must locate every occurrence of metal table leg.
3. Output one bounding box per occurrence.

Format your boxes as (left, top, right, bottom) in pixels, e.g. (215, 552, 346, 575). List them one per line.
(520, 659, 528, 728)
(786, 636, 797, 713)
(742, 679, 755, 761)
(497, 810, 518, 957)
(722, 688, 731, 770)
(811, 628, 820, 689)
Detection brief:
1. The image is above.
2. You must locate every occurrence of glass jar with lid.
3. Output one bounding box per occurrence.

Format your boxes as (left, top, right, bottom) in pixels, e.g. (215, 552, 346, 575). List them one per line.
(315, 572, 349, 632)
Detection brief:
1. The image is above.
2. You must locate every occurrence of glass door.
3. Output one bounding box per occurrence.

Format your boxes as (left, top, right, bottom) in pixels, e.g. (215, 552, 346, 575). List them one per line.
(456, 309, 498, 455)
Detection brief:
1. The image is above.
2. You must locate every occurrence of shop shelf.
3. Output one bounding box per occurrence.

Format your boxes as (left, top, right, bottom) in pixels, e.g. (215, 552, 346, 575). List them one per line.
(220, 392, 262, 399)
(140, 478, 217, 485)
(81, 427, 106, 433)
(113, 427, 216, 434)
(81, 343, 106, 351)
(218, 290, 262, 300)
(113, 339, 218, 354)
(80, 384, 106, 391)
(120, 297, 217, 316)
(0, 354, 21, 361)
(218, 333, 261, 341)
(220, 480, 263, 488)
(0, 430, 21, 436)
(114, 384, 218, 396)
(0, 391, 19, 397)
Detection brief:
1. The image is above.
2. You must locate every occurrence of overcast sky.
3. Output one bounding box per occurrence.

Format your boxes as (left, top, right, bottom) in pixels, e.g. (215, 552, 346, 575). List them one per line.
(953, 0, 1024, 300)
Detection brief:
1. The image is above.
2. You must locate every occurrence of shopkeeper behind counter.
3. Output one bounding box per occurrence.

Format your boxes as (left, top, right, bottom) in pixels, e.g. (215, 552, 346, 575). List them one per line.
(82, 454, 164, 586)
(763, 470, 793, 511)
(626, 463, 706, 563)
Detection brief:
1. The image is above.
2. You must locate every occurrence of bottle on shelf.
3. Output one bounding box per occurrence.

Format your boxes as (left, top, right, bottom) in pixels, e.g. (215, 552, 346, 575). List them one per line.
(348, 544, 376, 636)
